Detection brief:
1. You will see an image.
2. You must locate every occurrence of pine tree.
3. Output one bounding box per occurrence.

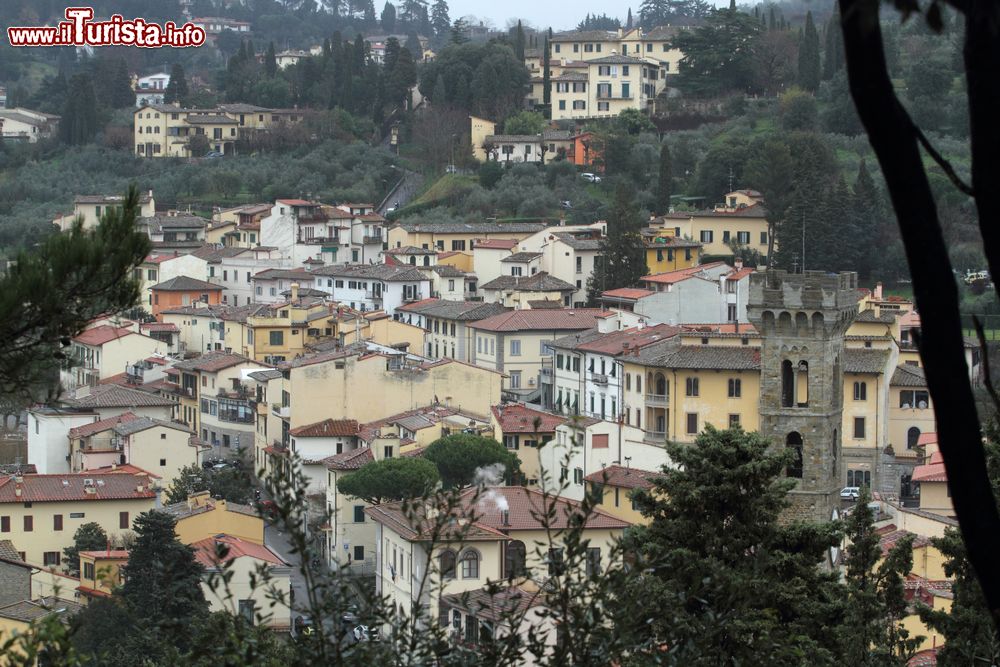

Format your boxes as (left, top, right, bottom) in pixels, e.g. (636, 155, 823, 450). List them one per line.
(768, 6, 776, 30)
(514, 20, 526, 61)
(364, 0, 377, 25)
(616, 426, 845, 665)
(841, 488, 924, 664)
(164, 63, 189, 106)
(404, 31, 422, 58)
(381, 1, 396, 32)
(822, 7, 844, 80)
(432, 73, 447, 105)
(265, 41, 278, 77)
(450, 18, 469, 44)
(62, 523, 108, 576)
(120, 511, 209, 652)
(431, 0, 450, 38)
(586, 183, 647, 304)
(60, 73, 97, 145)
(797, 11, 821, 91)
(656, 142, 672, 214)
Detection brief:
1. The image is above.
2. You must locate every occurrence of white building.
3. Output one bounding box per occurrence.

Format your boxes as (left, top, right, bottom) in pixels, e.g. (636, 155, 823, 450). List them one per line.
(135, 72, 170, 107)
(201, 246, 292, 306)
(0, 108, 60, 142)
(26, 408, 99, 475)
(309, 264, 430, 316)
(53, 192, 156, 232)
(515, 224, 607, 308)
(259, 200, 385, 267)
(252, 267, 314, 304)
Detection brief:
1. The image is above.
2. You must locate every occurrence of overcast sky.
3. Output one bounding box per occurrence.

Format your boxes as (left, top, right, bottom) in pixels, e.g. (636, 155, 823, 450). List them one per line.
(446, 0, 637, 32)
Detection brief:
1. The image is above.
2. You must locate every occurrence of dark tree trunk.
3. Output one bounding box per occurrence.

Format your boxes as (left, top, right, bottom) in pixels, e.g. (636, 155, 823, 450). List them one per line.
(839, 0, 1000, 628)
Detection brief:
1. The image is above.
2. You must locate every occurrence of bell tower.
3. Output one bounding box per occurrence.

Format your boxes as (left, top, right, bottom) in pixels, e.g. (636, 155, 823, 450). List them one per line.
(747, 270, 859, 523)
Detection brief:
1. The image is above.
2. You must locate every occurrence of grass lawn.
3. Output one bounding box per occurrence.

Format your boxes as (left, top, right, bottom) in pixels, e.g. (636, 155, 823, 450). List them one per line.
(411, 174, 476, 207)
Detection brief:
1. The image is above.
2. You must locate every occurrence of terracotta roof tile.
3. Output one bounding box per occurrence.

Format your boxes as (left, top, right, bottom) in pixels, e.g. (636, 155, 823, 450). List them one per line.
(325, 447, 374, 471)
(65, 385, 175, 408)
(290, 419, 360, 437)
(473, 239, 518, 250)
(479, 271, 576, 293)
(73, 326, 134, 347)
(172, 351, 257, 373)
(601, 287, 653, 300)
(68, 412, 140, 439)
(0, 472, 157, 504)
(190, 534, 287, 568)
(584, 465, 661, 490)
(641, 262, 725, 285)
(150, 276, 222, 292)
(891, 364, 927, 387)
(469, 308, 607, 332)
(491, 404, 566, 434)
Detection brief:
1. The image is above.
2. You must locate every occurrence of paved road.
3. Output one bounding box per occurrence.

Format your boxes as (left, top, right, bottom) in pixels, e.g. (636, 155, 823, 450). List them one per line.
(264, 521, 308, 610)
(378, 168, 423, 216)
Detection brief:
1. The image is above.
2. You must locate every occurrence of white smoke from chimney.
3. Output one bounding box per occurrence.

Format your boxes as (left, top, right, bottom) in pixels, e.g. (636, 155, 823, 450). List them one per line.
(474, 463, 510, 512)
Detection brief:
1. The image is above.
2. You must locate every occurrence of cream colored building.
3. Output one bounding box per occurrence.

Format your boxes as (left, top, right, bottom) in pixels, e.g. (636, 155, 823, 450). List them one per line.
(68, 325, 167, 390)
(53, 192, 156, 231)
(367, 486, 628, 634)
(469, 115, 497, 162)
(397, 299, 510, 362)
(0, 471, 157, 567)
(653, 190, 770, 260)
(387, 221, 546, 255)
(162, 492, 264, 545)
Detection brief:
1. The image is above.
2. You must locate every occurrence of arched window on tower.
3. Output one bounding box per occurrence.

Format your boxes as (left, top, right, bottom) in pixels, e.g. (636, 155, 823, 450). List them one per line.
(797, 361, 809, 406)
(786, 432, 804, 478)
(907, 426, 921, 450)
(781, 360, 794, 407)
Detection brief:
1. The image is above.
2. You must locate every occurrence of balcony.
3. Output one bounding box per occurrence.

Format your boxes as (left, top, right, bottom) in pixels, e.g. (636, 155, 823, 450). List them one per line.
(591, 373, 608, 386)
(643, 430, 666, 444)
(363, 235, 383, 244)
(645, 393, 668, 406)
(402, 293, 425, 303)
(271, 403, 290, 418)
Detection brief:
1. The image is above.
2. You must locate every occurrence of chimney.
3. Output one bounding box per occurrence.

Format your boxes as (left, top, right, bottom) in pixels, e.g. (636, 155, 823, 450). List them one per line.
(734, 259, 743, 271)
(501, 510, 510, 526)
(874, 282, 883, 300)
(290, 282, 299, 301)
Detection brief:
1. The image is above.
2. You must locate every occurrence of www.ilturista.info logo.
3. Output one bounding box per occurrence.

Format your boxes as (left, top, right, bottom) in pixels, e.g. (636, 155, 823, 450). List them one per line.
(7, 7, 206, 48)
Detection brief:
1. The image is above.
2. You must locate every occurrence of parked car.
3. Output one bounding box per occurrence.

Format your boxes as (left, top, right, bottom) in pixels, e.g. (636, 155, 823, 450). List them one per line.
(581, 172, 602, 183)
(204, 151, 224, 159)
(840, 486, 860, 501)
(445, 164, 458, 174)
(560, 200, 572, 210)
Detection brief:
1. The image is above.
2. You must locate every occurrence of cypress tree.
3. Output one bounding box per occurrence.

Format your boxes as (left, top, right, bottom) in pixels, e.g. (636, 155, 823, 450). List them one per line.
(60, 73, 97, 145)
(381, 1, 396, 32)
(542, 35, 552, 113)
(514, 20, 526, 61)
(164, 63, 189, 106)
(822, 8, 843, 80)
(656, 142, 672, 214)
(107, 57, 133, 108)
(626, 7, 634, 29)
(797, 11, 821, 91)
(265, 41, 278, 77)
(432, 73, 447, 105)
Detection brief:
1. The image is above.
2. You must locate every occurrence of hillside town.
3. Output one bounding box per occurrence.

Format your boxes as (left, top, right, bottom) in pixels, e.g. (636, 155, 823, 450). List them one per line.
(0, 0, 996, 665)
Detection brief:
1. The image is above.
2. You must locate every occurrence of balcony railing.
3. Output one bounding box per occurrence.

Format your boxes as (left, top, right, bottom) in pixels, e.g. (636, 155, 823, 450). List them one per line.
(591, 373, 608, 385)
(363, 235, 383, 244)
(402, 293, 424, 303)
(271, 403, 290, 418)
(643, 430, 666, 443)
(645, 393, 668, 406)
(540, 367, 552, 377)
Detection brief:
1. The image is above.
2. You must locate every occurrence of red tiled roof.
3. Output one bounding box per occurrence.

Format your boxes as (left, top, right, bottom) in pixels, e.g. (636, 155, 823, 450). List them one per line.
(680, 323, 758, 335)
(908, 648, 939, 667)
(82, 463, 162, 479)
(436, 251, 463, 259)
(584, 465, 661, 490)
(576, 324, 682, 355)
(918, 432, 938, 447)
(172, 351, 258, 373)
(139, 322, 179, 333)
(276, 199, 315, 206)
(190, 534, 287, 568)
(325, 447, 374, 471)
(912, 451, 947, 483)
(0, 472, 157, 504)
(601, 287, 653, 300)
(641, 262, 725, 285)
(491, 404, 565, 434)
(878, 527, 931, 557)
(290, 419, 360, 437)
(474, 239, 518, 250)
(74, 325, 134, 347)
(727, 267, 755, 281)
(469, 308, 608, 332)
(69, 412, 140, 439)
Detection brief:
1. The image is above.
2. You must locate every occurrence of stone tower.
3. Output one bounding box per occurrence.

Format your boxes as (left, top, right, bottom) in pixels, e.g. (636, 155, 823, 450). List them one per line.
(747, 270, 859, 523)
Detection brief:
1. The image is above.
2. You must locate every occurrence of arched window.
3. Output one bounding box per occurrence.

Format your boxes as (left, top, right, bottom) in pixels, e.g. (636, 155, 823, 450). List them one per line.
(797, 361, 809, 406)
(504, 540, 527, 578)
(460, 550, 480, 579)
(439, 549, 456, 579)
(786, 432, 804, 479)
(656, 374, 667, 396)
(907, 427, 921, 450)
(781, 360, 794, 407)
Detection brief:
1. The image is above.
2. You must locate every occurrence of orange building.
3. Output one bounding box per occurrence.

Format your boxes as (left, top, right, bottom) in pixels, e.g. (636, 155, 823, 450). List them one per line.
(567, 131, 601, 168)
(149, 276, 223, 321)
